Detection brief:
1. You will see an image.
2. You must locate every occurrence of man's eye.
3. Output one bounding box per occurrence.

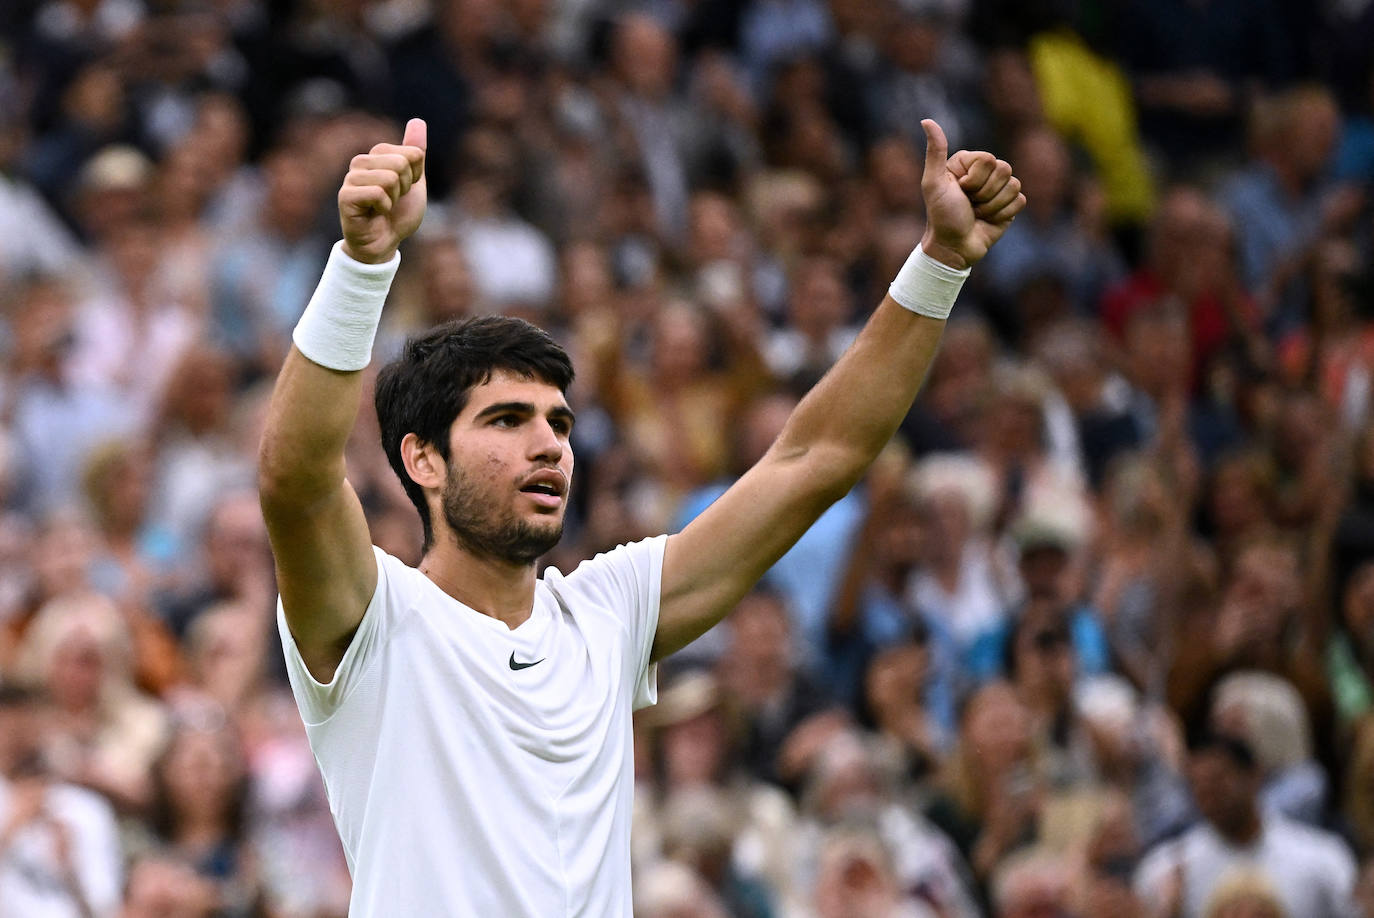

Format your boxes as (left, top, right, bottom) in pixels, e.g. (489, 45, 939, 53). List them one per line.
(493, 415, 519, 427)
(551, 419, 571, 435)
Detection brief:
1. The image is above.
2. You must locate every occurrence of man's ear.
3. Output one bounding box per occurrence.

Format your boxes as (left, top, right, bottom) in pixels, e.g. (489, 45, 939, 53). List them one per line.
(400, 433, 445, 490)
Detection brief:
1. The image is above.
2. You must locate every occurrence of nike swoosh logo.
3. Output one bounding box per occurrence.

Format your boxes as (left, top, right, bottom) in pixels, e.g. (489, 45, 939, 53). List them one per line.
(508, 652, 545, 671)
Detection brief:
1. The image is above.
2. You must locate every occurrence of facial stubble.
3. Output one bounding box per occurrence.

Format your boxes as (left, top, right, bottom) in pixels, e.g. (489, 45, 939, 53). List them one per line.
(441, 465, 564, 565)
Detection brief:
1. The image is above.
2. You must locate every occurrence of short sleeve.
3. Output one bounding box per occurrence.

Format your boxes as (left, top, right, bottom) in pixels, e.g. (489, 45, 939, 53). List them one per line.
(1322, 833, 1360, 918)
(1132, 840, 1179, 913)
(559, 535, 666, 711)
(65, 788, 123, 917)
(278, 545, 398, 725)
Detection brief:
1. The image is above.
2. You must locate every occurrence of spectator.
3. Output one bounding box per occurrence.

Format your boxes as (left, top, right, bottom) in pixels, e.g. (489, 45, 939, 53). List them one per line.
(811, 824, 940, 918)
(145, 717, 256, 910)
(592, 297, 771, 527)
(0, 683, 124, 918)
(926, 681, 1042, 885)
(676, 392, 867, 664)
(1076, 676, 1194, 848)
(656, 785, 776, 918)
(858, 626, 953, 780)
(0, 104, 84, 284)
(1100, 186, 1261, 393)
(153, 495, 272, 670)
(1329, 561, 1374, 730)
(7, 277, 141, 515)
(1211, 671, 1328, 825)
(716, 588, 844, 791)
(607, 14, 693, 241)
(1169, 539, 1334, 757)
(1203, 872, 1290, 918)
(81, 438, 176, 605)
(634, 859, 730, 918)
(15, 594, 169, 811)
(1112, 0, 1300, 170)
(905, 453, 1008, 663)
(1135, 731, 1357, 918)
(640, 671, 800, 913)
(208, 145, 330, 371)
(966, 507, 1109, 684)
(796, 731, 980, 918)
(765, 254, 861, 391)
(1220, 86, 1357, 332)
(145, 346, 256, 562)
(119, 853, 217, 918)
(975, 125, 1125, 323)
(448, 125, 558, 317)
(990, 847, 1076, 918)
(1340, 717, 1374, 857)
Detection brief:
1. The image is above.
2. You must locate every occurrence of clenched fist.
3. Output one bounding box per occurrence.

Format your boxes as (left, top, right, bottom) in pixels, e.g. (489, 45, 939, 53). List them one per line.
(339, 118, 428, 264)
(919, 119, 1025, 270)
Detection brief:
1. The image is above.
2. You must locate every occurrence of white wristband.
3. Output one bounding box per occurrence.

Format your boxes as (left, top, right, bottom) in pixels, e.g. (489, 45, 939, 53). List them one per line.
(292, 241, 400, 371)
(888, 244, 970, 320)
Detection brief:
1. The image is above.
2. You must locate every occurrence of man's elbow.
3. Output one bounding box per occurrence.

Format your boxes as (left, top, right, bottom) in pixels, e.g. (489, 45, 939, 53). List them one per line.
(257, 440, 338, 512)
(782, 442, 867, 507)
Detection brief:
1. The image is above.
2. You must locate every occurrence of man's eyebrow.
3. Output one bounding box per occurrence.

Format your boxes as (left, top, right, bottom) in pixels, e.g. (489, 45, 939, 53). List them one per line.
(473, 401, 536, 420)
(473, 402, 576, 425)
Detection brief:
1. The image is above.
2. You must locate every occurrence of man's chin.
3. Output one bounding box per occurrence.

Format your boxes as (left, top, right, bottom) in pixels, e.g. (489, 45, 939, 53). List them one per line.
(503, 519, 564, 565)
(448, 517, 563, 566)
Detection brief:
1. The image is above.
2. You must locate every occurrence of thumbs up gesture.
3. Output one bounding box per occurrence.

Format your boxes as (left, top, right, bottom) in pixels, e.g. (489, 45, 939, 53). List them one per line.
(339, 118, 428, 264)
(919, 119, 1025, 270)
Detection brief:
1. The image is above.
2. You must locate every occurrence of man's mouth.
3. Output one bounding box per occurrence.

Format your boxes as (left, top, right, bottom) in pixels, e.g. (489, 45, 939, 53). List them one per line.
(519, 471, 566, 508)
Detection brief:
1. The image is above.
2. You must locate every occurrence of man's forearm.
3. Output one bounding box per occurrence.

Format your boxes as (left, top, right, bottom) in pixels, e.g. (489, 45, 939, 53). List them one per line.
(259, 241, 399, 505)
(258, 348, 364, 506)
(771, 295, 946, 492)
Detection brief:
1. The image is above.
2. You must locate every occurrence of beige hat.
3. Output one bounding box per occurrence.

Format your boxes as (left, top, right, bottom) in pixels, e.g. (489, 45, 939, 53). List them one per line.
(641, 670, 719, 728)
(79, 145, 153, 192)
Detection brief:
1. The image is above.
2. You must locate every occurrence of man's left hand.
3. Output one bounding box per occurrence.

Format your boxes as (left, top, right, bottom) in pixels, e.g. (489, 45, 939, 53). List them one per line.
(919, 119, 1025, 269)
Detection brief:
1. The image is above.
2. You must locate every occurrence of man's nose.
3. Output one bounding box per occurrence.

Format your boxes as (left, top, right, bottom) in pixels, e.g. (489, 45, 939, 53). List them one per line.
(529, 420, 564, 461)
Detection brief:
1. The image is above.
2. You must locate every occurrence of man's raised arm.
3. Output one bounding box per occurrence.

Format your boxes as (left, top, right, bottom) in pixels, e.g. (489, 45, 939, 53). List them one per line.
(655, 120, 1025, 659)
(258, 119, 427, 682)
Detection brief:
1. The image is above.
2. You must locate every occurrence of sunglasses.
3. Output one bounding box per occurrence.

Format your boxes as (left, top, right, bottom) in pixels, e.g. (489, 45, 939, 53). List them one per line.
(1031, 629, 1071, 652)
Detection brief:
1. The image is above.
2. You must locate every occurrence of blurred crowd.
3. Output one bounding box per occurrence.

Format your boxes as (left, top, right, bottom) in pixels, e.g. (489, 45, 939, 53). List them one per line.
(2, 0, 1374, 916)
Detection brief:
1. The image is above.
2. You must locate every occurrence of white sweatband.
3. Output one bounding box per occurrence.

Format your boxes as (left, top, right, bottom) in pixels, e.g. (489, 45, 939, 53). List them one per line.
(888, 244, 970, 320)
(292, 241, 400, 371)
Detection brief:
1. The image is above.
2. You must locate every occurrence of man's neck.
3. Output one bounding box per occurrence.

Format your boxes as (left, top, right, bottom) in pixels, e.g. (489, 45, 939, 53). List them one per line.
(1216, 808, 1263, 846)
(419, 541, 539, 629)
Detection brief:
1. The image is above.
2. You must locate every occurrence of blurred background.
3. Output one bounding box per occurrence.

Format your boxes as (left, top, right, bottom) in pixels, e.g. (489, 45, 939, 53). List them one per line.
(1, 0, 1373, 916)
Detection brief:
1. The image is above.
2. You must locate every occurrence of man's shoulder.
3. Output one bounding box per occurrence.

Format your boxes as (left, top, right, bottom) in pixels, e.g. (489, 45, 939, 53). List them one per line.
(1138, 822, 1217, 871)
(546, 536, 667, 590)
(45, 781, 119, 828)
(1266, 815, 1355, 863)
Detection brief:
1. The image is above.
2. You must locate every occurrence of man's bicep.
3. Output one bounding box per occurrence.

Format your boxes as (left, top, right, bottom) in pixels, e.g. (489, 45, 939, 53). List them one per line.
(263, 478, 378, 679)
(656, 449, 845, 659)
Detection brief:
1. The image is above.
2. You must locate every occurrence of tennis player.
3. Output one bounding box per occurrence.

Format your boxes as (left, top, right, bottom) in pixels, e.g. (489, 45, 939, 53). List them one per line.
(258, 116, 1023, 915)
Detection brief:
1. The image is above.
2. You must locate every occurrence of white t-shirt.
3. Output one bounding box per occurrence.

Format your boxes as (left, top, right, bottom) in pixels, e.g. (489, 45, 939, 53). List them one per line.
(0, 780, 123, 918)
(1134, 815, 1358, 918)
(278, 536, 665, 917)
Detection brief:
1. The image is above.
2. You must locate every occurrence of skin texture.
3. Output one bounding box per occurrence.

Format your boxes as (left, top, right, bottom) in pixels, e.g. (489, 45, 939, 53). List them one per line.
(259, 118, 1024, 680)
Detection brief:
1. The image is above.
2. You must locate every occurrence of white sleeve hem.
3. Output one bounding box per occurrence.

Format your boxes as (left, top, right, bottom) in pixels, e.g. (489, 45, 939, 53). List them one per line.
(278, 545, 389, 726)
(631, 535, 666, 711)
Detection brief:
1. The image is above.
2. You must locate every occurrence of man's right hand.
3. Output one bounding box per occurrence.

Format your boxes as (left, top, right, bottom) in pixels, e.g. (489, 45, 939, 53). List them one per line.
(339, 118, 428, 264)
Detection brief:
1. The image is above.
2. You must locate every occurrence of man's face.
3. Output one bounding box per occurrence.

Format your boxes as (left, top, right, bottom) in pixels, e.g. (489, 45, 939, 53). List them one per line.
(1189, 747, 1258, 834)
(439, 371, 574, 565)
(0, 704, 44, 779)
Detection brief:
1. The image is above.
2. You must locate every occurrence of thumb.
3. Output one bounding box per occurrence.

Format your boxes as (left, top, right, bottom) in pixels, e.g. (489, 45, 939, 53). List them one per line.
(921, 119, 948, 187)
(403, 117, 427, 152)
(403, 117, 427, 185)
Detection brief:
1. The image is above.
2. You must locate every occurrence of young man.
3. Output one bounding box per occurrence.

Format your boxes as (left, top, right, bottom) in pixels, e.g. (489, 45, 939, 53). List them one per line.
(258, 117, 1023, 915)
